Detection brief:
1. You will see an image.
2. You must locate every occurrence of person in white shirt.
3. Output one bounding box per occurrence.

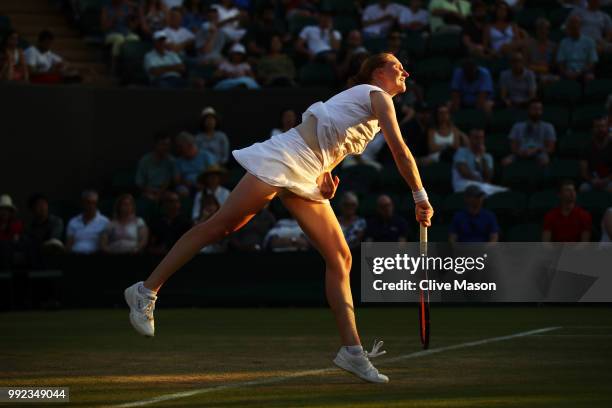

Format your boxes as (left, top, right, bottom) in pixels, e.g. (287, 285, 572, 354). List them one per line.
(362, 0, 404, 39)
(144, 31, 187, 88)
(161, 0, 182, 8)
(161, 7, 196, 55)
(296, 11, 342, 62)
(212, 0, 246, 42)
(398, 0, 429, 33)
(66, 190, 110, 254)
(191, 165, 231, 221)
(24, 30, 81, 83)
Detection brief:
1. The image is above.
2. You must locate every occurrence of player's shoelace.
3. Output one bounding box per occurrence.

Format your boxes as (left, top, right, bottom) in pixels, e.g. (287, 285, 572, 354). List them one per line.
(137, 296, 156, 321)
(365, 339, 386, 358)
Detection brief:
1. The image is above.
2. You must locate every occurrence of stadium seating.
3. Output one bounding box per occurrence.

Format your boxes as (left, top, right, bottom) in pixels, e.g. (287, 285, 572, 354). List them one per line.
(299, 62, 336, 87)
(506, 223, 541, 242)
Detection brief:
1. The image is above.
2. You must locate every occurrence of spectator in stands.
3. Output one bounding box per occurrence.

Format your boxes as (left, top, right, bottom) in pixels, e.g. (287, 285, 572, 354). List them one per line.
(428, 0, 471, 34)
(144, 31, 188, 88)
(424, 104, 466, 165)
(450, 185, 500, 243)
(229, 204, 276, 251)
(66, 190, 110, 254)
(396, 76, 423, 124)
(385, 30, 410, 67)
(503, 0, 525, 11)
(25, 30, 80, 84)
(256, 34, 297, 87)
(338, 30, 368, 81)
(0, 195, 23, 243)
(452, 128, 508, 195)
(395, 101, 433, 165)
(139, 0, 168, 39)
(161, 0, 182, 8)
(338, 192, 366, 249)
(213, 43, 260, 89)
(191, 165, 231, 221)
(175, 131, 216, 195)
(245, 6, 288, 58)
(283, 0, 319, 18)
(193, 7, 228, 66)
(181, 0, 206, 33)
(148, 191, 192, 255)
(557, 14, 598, 82)
(196, 194, 227, 253)
(270, 109, 298, 137)
(0, 30, 28, 82)
(101, 0, 140, 71)
(364, 195, 410, 242)
(100, 194, 149, 254)
(194, 106, 230, 164)
(568, 0, 612, 53)
(362, 0, 404, 39)
(263, 217, 310, 251)
(160, 7, 196, 55)
(580, 117, 612, 192)
(296, 11, 342, 63)
(483, 1, 524, 58)
(525, 18, 559, 83)
(499, 52, 537, 108)
(502, 100, 557, 167)
(0, 194, 23, 270)
(543, 180, 592, 242)
(462, 0, 490, 58)
(212, 0, 246, 42)
(601, 207, 612, 243)
(398, 0, 430, 33)
(450, 59, 494, 113)
(25, 194, 64, 257)
(135, 132, 178, 201)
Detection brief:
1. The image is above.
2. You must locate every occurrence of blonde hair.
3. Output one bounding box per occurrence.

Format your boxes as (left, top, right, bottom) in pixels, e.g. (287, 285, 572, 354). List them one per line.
(351, 53, 394, 85)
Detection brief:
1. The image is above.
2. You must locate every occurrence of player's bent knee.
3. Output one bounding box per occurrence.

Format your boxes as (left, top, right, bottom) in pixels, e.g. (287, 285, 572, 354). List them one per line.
(326, 248, 352, 278)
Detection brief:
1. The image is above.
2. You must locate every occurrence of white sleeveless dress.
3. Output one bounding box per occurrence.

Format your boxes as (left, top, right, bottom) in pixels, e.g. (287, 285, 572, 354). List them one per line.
(232, 84, 385, 202)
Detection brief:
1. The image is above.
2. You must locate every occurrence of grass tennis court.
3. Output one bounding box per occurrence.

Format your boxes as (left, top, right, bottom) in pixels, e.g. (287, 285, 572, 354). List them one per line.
(1, 307, 611, 407)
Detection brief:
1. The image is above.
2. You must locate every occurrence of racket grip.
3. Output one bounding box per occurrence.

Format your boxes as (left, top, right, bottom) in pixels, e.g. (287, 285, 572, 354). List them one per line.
(419, 225, 428, 243)
(419, 225, 428, 255)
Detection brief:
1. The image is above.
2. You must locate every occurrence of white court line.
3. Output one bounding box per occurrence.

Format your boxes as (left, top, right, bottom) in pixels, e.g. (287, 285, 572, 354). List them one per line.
(107, 326, 561, 408)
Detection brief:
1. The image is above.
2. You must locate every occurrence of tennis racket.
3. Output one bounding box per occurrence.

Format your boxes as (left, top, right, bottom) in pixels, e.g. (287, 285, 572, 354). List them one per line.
(418, 224, 430, 349)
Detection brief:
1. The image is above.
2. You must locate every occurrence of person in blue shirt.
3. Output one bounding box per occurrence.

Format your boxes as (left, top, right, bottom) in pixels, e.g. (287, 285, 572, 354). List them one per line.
(450, 184, 500, 243)
(450, 58, 494, 113)
(174, 131, 216, 196)
(557, 14, 598, 82)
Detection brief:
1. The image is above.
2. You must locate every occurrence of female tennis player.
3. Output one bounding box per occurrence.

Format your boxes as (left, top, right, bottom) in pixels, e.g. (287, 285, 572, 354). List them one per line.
(125, 53, 434, 383)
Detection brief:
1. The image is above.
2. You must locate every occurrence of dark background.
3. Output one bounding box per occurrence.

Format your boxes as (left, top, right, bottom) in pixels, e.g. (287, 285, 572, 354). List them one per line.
(1, 82, 334, 209)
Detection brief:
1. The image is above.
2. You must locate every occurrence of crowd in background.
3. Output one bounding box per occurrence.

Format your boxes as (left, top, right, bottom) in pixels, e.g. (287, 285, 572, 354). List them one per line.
(1, 0, 612, 271)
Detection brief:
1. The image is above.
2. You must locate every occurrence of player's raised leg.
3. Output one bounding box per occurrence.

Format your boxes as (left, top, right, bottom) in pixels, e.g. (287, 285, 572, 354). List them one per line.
(279, 192, 388, 383)
(125, 173, 280, 336)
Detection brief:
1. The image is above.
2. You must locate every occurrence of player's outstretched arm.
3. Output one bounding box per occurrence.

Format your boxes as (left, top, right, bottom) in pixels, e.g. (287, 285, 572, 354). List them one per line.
(371, 91, 433, 227)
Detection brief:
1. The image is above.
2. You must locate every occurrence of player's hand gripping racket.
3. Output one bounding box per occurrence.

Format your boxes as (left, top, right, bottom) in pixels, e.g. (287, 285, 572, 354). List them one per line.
(418, 224, 430, 349)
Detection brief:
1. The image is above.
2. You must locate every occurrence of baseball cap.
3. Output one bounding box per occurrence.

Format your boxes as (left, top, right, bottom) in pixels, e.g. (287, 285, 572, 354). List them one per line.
(464, 185, 485, 198)
(153, 30, 167, 41)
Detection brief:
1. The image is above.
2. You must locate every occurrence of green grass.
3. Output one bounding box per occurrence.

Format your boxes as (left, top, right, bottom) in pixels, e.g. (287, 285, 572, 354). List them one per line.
(1, 307, 611, 407)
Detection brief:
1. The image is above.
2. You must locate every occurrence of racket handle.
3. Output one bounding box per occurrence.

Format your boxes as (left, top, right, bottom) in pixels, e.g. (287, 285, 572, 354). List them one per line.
(419, 224, 428, 243)
(419, 224, 428, 256)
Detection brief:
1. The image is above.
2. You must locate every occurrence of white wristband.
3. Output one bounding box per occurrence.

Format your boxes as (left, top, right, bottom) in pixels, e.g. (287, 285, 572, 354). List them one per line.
(412, 188, 428, 204)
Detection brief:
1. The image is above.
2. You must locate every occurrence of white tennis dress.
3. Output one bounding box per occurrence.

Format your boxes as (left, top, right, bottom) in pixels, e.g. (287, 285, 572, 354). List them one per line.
(232, 84, 385, 202)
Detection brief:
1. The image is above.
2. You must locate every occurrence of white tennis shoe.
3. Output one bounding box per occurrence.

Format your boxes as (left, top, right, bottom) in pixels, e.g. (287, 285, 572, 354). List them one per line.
(124, 281, 157, 337)
(333, 340, 389, 383)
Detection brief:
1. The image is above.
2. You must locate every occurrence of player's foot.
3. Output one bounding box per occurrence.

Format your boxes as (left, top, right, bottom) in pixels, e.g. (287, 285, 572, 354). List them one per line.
(333, 343, 389, 383)
(124, 281, 157, 337)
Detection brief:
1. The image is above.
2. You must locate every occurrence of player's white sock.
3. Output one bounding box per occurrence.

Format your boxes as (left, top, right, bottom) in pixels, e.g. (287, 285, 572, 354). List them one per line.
(138, 282, 157, 297)
(345, 345, 364, 355)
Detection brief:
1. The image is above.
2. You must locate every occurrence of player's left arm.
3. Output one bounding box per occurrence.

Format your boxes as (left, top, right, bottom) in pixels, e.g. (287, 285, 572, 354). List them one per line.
(371, 90, 433, 226)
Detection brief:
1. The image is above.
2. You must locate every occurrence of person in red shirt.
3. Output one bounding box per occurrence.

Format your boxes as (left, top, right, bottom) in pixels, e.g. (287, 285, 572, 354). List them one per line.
(0, 194, 23, 242)
(0, 194, 24, 270)
(542, 180, 592, 242)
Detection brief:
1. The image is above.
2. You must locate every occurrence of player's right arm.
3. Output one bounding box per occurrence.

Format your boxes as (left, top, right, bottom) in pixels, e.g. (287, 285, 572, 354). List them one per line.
(371, 90, 433, 227)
